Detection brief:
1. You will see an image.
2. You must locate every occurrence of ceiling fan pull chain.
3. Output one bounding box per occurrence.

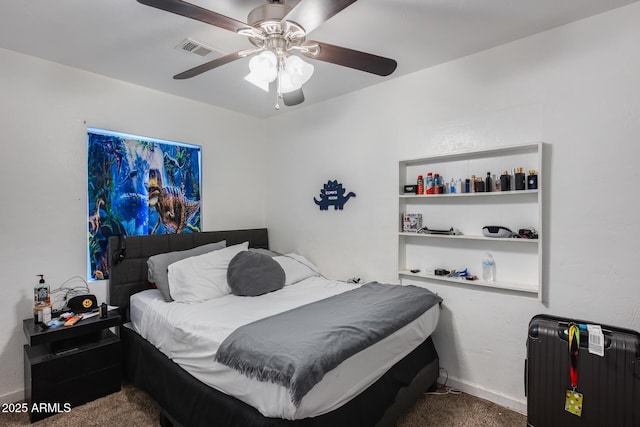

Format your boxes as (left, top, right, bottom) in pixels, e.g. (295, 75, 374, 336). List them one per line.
(275, 78, 282, 110)
(275, 55, 285, 110)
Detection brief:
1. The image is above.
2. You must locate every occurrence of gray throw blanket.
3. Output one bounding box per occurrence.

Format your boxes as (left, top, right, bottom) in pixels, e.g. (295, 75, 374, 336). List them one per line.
(215, 282, 442, 407)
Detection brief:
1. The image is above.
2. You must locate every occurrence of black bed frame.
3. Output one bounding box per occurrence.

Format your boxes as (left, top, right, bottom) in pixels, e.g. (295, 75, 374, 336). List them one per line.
(108, 228, 439, 427)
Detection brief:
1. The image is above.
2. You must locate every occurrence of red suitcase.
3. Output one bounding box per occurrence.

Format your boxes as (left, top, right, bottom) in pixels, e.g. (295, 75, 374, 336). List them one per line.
(525, 314, 640, 426)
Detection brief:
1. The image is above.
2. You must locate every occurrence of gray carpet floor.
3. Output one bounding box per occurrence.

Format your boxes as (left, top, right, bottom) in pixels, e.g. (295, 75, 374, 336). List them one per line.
(0, 384, 526, 426)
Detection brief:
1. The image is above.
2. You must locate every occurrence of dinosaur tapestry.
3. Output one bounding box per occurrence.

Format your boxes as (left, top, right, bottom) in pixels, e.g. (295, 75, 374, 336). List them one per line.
(87, 128, 202, 280)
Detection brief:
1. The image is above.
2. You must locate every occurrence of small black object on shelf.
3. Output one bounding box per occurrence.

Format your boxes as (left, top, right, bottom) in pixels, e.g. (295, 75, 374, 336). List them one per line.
(404, 185, 417, 194)
(482, 226, 514, 238)
(418, 226, 458, 235)
(518, 228, 539, 239)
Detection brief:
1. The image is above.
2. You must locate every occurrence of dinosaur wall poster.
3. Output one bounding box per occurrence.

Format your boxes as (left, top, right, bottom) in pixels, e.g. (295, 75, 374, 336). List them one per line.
(87, 128, 202, 280)
(314, 180, 356, 210)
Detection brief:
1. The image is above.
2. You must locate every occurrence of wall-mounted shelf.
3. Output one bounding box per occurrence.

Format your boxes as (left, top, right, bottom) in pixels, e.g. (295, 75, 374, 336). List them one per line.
(398, 232, 539, 244)
(398, 270, 538, 294)
(399, 189, 539, 199)
(398, 142, 543, 299)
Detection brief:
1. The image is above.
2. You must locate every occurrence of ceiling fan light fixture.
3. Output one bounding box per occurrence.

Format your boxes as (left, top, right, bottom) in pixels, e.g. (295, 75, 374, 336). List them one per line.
(245, 50, 278, 91)
(279, 55, 314, 93)
(249, 50, 278, 80)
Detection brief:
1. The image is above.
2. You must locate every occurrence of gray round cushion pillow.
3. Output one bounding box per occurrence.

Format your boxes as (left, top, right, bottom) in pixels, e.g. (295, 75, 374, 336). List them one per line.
(227, 251, 286, 296)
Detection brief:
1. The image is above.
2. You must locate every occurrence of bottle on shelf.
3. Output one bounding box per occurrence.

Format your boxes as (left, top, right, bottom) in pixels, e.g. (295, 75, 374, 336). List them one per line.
(482, 253, 496, 282)
(515, 167, 526, 190)
(528, 170, 538, 189)
(485, 172, 492, 192)
(449, 178, 456, 194)
(434, 173, 441, 194)
(500, 171, 511, 191)
(426, 172, 434, 194)
(417, 175, 424, 195)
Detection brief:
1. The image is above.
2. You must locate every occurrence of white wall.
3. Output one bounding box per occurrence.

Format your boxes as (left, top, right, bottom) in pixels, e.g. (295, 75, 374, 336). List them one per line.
(265, 3, 640, 413)
(0, 48, 267, 402)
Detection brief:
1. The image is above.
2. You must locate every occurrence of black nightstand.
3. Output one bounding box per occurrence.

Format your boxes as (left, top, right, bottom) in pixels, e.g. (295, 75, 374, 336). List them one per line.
(23, 310, 122, 422)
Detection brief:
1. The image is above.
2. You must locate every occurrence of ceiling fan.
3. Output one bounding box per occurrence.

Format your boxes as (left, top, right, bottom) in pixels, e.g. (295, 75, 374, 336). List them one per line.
(137, 0, 398, 109)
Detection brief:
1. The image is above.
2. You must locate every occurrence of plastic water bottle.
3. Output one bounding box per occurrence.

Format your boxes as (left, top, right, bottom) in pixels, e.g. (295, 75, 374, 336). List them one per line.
(482, 253, 496, 282)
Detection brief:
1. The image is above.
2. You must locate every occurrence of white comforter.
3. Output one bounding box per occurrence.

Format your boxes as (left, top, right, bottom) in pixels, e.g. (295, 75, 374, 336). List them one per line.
(130, 277, 440, 419)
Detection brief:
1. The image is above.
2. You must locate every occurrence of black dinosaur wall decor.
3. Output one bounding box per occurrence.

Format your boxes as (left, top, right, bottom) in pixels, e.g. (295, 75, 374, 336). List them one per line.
(314, 180, 356, 210)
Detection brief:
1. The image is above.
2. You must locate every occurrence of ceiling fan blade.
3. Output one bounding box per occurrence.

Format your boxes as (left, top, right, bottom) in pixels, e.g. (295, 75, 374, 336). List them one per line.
(283, 89, 305, 106)
(283, 0, 358, 35)
(137, 0, 250, 33)
(174, 51, 243, 79)
(302, 41, 397, 76)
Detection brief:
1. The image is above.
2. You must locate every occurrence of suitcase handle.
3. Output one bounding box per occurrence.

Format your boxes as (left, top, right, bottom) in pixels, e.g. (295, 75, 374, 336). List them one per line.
(557, 325, 612, 349)
(529, 321, 612, 349)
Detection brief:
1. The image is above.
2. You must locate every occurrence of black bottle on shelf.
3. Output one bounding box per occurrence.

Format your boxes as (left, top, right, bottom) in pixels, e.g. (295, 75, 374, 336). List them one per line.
(500, 171, 511, 191)
(515, 167, 526, 190)
(485, 172, 492, 192)
(528, 170, 538, 189)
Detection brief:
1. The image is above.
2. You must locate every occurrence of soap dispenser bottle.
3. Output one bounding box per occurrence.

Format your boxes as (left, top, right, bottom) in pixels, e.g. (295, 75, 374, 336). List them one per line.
(34, 275, 51, 323)
(34, 274, 50, 306)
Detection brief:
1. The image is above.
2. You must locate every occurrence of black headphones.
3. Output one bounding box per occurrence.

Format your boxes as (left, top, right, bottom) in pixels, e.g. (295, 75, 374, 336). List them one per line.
(113, 234, 127, 265)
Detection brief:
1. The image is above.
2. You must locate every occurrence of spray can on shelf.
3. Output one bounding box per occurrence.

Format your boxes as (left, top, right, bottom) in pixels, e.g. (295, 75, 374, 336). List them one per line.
(426, 173, 434, 194)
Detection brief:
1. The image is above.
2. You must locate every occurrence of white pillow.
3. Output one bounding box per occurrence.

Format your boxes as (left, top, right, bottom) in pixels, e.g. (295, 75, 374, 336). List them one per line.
(168, 242, 249, 303)
(273, 254, 321, 286)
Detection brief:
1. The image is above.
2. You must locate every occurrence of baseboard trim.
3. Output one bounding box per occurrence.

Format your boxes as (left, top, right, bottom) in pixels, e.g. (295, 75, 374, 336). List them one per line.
(438, 375, 527, 415)
(0, 388, 24, 405)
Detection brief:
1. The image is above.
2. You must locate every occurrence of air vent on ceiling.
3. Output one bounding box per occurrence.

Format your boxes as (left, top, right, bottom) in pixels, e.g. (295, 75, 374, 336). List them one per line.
(175, 38, 219, 57)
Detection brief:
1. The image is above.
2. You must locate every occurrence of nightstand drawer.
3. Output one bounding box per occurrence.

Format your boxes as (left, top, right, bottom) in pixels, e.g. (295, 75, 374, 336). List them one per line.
(29, 365, 121, 413)
(25, 330, 120, 384)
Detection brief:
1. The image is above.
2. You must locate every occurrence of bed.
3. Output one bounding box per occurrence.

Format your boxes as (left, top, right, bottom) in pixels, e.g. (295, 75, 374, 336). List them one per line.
(108, 228, 442, 427)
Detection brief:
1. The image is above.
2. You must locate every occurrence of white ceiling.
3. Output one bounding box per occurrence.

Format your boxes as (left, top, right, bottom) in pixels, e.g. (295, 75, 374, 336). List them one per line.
(1, 0, 637, 118)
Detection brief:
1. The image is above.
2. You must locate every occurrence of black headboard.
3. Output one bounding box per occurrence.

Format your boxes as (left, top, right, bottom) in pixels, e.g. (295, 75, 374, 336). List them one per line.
(108, 228, 269, 321)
